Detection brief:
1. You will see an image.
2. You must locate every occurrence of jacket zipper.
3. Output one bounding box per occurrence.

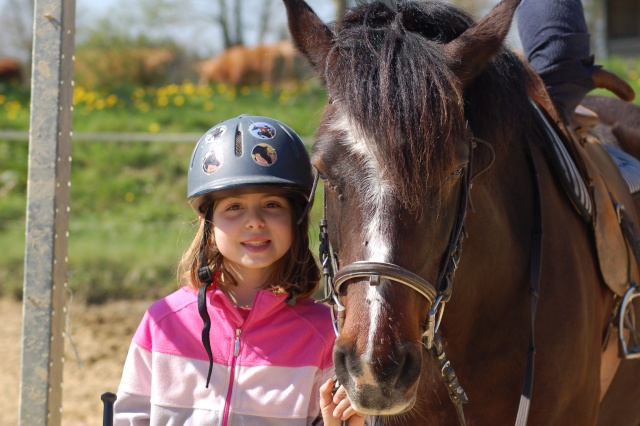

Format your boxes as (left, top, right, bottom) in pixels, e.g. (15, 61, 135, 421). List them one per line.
(222, 328, 241, 426)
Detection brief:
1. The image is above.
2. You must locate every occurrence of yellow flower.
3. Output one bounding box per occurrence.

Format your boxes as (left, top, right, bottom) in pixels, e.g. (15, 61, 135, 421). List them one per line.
(182, 82, 195, 96)
(173, 95, 185, 106)
(124, 192, 135, 202)
(137, 102, 150, 113)
(149, 123, 160, 133)
(133, 88, 145, 99)
(156, 96, 169, 107)
(203, 101, 215, 111)
(105, 94, 118, 108)
(240, 86, 250, 96)
(73, 87, 86, 104)
(4, 101, 21, 111)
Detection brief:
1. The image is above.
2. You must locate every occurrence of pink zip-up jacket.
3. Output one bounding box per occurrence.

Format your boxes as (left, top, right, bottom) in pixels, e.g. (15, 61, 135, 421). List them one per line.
(114, 284, 336, 425)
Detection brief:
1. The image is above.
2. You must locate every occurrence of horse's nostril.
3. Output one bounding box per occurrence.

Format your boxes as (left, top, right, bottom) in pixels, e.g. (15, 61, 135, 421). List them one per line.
(395, 343, 422, 388)
(333, 342, 361, 383)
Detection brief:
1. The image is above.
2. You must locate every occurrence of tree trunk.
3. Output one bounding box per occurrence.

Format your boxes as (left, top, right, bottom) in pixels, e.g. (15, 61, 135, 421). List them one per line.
(258, 0, 274, 44)
(216, 0, 233, 49)
(234, 0, 244, 46)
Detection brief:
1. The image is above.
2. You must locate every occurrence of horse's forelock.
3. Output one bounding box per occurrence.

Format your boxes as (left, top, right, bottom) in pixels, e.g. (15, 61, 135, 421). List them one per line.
(325, 1, 472, 207)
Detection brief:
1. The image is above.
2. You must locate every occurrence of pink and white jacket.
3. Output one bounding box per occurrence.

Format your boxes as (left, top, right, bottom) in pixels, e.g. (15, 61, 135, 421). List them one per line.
(114, 284, 336, 425)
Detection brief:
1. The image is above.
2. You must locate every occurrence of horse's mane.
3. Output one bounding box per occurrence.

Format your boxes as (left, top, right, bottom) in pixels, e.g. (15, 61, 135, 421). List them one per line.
(327, 0, 532, 205)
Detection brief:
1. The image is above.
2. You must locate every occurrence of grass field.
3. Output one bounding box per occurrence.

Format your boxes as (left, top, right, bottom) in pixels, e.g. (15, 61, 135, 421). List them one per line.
(0, 80, 327, 302)
(1, 55, 640, 303)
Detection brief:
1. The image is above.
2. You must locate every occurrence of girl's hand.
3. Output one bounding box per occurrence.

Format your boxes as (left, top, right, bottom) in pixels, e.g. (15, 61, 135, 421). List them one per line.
(320, 377, 366, 426)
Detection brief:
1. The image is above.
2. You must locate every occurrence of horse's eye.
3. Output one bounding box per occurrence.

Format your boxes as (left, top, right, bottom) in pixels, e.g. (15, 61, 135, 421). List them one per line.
(448, 168, 464, 179)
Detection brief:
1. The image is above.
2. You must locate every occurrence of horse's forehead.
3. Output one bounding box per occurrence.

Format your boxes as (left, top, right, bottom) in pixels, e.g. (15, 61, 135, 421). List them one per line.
(317, 109, 397, 262)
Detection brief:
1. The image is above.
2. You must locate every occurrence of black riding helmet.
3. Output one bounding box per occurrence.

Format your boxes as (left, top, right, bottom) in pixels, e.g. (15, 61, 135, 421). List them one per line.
(189, 115, 315, 388)
(187, 114, 314, 213)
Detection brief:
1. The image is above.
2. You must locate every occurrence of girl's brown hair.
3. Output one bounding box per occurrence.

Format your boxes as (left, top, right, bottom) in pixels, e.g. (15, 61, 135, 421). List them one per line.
(177, 191, 320, 300)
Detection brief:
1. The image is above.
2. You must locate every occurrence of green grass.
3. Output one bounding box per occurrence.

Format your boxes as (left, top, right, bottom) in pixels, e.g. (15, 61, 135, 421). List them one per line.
(0, 135, 325, 303)
(0, 81, 327, 136)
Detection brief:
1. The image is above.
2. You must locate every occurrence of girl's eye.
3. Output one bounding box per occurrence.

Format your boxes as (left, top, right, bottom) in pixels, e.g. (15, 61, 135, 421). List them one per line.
(264, 201, 282, 209)
(226, 204, 242, 211)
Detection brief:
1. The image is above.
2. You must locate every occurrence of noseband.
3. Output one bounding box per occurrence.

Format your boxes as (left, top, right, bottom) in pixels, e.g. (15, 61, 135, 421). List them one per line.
(318, 135, 476, 423)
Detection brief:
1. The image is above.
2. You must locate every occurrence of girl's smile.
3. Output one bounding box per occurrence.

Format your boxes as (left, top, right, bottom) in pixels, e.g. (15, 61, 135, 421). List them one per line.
(213, 192, 293, 284)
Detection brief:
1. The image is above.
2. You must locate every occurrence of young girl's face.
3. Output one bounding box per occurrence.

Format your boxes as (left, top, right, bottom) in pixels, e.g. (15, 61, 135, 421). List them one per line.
(212, 192, 293, 279)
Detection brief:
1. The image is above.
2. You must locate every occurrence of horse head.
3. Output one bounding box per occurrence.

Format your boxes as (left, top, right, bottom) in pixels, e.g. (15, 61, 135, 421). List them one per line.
(283, 0, 522, 416)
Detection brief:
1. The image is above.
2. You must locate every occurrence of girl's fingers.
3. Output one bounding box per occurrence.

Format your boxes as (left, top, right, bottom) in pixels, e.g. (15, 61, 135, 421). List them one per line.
(319, 378, 336, 409)
(332, 384, 347, 404)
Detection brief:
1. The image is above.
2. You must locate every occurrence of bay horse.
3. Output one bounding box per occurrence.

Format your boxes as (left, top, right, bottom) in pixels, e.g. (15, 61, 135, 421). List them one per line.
(282, 0, 640, 424)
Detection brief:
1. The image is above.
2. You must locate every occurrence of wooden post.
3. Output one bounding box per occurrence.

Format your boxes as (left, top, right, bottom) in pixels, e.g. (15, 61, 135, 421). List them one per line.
(20, 0, 75, 424)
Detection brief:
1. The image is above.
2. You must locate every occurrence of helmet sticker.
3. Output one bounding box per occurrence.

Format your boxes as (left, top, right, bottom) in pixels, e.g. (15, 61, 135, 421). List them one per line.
(203, 149, 223, 174)
(204, 125, 226, 143)
(249, 122, 276, 139)
(252, 143, 277, 167)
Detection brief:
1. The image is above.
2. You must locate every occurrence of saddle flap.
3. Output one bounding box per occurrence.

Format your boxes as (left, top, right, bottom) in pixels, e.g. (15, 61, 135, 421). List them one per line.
(582, 140, 640, 296)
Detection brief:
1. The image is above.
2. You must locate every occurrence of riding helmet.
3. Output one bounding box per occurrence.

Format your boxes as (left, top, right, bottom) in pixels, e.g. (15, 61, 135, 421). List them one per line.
(187, 115, 313, 213)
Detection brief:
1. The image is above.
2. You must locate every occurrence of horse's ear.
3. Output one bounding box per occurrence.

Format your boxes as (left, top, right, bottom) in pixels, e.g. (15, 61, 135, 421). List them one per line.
(444, 0, 522, 86)
(282, 0, 334, 82)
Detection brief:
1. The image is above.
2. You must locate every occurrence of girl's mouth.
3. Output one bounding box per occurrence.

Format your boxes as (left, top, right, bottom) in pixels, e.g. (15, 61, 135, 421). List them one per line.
(241, 240, 271, 252)
(242, 240, 269, 247)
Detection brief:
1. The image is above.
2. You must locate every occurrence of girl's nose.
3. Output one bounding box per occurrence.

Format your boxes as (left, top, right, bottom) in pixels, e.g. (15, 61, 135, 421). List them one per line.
(245, 207, 265, 228)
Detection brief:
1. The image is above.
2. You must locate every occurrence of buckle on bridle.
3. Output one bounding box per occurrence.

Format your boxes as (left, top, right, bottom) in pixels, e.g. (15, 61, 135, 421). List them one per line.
(424, 294, 446, 349)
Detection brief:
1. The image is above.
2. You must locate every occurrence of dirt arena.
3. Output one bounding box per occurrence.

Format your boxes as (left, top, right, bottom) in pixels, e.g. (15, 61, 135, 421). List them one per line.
(0, 297, 151, 425)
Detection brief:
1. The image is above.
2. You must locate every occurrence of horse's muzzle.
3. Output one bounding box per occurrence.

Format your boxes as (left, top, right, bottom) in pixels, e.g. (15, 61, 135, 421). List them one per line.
(333, 339, 422, 414)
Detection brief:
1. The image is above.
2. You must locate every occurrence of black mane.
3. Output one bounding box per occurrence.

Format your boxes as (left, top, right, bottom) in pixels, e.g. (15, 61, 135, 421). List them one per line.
(325, 0, 532, 204)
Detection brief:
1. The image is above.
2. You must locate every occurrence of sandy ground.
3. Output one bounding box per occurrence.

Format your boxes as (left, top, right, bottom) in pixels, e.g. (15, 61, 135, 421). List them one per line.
(0, 297, 151, 425)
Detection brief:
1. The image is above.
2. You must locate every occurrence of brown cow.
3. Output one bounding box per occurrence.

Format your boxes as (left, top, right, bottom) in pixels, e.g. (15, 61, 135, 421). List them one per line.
(0, 58, 22, 83)
(196, 41, 308, 86)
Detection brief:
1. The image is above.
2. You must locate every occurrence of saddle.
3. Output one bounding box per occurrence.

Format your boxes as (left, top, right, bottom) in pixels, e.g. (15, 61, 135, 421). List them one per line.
(524, 65, 640, 296)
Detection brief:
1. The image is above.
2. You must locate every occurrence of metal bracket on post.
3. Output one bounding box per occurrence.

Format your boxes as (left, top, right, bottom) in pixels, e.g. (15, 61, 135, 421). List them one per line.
(20, 0, 76, 425)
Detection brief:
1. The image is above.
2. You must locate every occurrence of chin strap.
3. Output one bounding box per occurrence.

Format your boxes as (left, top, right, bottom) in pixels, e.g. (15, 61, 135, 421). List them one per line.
(197, 205, 215, 388)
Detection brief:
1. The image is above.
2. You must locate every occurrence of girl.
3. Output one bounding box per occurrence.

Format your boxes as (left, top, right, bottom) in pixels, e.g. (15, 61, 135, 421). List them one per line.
(113, 115, 364, 425)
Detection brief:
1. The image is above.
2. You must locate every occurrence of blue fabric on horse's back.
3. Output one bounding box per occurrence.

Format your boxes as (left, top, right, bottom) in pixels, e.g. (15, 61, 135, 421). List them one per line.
(604, 144, 640, 195)
(518, 0, 600, 122)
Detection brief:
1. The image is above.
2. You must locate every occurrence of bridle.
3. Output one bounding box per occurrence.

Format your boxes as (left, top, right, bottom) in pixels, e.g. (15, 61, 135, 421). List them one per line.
(317, 134, 477, 424)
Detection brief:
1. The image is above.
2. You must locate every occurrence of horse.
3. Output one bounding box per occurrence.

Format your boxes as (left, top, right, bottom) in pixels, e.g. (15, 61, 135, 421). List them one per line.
(281, 0, 640, 424)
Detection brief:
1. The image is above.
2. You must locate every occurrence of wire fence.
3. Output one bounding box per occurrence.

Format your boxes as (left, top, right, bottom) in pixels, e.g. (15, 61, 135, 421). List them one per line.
(0, 131, 314, 144)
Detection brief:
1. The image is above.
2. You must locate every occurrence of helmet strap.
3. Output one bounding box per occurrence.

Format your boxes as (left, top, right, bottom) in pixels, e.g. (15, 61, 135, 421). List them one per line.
(197, 204, 214, 388)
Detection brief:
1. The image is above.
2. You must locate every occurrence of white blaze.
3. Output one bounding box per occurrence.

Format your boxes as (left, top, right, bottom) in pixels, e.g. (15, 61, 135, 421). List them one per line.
(332, 113, 394, 379)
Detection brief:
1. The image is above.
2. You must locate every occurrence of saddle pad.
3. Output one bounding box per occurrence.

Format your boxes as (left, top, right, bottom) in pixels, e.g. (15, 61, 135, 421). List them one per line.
(531, 100, 593, 222)
(603, 144, 640, 195)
